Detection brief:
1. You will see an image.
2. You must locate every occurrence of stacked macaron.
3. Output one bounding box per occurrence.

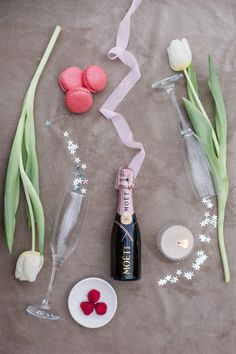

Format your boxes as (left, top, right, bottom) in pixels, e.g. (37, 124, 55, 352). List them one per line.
(59, 65, 107, 114)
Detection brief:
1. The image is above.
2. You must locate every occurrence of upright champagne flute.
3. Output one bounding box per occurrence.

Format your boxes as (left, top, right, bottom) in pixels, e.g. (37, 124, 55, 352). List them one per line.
(26, 191, 88, 320)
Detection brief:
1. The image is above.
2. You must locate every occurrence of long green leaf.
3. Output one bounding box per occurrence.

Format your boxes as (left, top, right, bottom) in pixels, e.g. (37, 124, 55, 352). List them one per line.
(183, 98, 217, 159)
(19, 156, 45, 253)
(23, 25, 62, 214)
(3, 26, 62, 253)
(4, 110, 26, 252)
(24, 104, 39, 195)
(24, 25, 63, 193)
(208, 56, 227, 150)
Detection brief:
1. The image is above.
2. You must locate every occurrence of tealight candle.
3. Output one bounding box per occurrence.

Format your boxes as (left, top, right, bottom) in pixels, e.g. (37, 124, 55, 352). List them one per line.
(157, 224, 194, 261)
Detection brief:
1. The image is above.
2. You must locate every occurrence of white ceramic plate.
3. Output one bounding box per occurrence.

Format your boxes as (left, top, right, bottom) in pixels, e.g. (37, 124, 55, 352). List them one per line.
(68, 277, 117, 329)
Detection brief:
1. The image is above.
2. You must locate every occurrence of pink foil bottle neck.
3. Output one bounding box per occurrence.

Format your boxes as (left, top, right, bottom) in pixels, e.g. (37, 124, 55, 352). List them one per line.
(115, 167, 135, 190)
(116, 168, 135, 216)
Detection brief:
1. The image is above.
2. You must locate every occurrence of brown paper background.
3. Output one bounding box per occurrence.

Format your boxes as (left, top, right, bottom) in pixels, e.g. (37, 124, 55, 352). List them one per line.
(0, 1, 236, 353)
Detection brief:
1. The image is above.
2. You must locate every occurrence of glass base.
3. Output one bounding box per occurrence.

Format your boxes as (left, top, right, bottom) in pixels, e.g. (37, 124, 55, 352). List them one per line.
(26, 304, 60, 320)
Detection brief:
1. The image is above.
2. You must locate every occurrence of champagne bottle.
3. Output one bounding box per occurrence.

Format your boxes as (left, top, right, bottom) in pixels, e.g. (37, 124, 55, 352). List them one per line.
(111, 168, 141, 281)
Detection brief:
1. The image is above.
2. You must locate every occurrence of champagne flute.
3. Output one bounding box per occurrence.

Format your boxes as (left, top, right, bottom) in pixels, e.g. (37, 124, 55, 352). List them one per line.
(26, 191, 88, 320)
(152, 74, 215, 199)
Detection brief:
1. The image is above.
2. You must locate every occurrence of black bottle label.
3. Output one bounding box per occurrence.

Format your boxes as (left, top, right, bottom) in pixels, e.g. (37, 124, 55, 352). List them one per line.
(111, 213, 141, 281)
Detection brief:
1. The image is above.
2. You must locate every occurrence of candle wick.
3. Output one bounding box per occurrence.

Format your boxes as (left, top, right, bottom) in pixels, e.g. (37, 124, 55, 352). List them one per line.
(177, 239, 189, 249)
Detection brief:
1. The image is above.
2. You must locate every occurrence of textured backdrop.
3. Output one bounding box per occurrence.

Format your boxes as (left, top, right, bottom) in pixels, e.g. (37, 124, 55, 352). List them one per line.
(0, 0, 236, 353)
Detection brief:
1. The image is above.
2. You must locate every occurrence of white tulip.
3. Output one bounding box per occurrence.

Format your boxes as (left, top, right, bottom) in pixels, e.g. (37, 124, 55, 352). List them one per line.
(15, 251, 44, 282)
(167, 38, 192, 71)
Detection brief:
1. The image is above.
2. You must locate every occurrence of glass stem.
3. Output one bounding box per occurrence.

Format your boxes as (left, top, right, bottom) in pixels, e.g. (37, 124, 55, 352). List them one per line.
(168, 88, 190, 135)
(41, 260, 61, 308)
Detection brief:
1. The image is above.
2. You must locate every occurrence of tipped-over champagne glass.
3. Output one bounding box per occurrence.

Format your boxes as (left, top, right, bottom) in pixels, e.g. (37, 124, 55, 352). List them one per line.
(152, 74, 215, 200)
(26, 191, 88, 320)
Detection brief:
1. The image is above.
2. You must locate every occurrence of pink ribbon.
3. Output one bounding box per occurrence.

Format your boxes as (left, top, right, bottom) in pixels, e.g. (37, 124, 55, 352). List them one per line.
(99, 0, 145, 183)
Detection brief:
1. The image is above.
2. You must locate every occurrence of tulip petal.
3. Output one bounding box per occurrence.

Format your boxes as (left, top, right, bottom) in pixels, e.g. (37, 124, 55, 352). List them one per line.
(15, 251, 44, 282)
(167, 38, 192, 71)
(182, 38, 192, 61)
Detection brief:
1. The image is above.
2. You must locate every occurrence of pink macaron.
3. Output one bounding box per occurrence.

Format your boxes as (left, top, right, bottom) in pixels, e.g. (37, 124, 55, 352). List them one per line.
(65, 86, 93, 113)
(83, 65, 107, 93)
(59, 66, 84, 92)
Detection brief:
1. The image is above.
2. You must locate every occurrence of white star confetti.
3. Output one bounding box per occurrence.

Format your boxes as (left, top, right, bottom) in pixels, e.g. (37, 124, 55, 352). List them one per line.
(192, 263, 201, 271)
(165, 275, 172, 282)
(200, 220, 208, 228)
(158, 279, 167, 286)
(81, 188, 87, 194)
(202, 197, 214, 209)
(206, 201, 213, 209)
(199, 234, 206, 242)
(210, 215, 217, 228)
(195, 252, 208, 266)
(196, 250, 205, 257)
(200, 221, 205, 227)
(195, 258, 203, 266)
(72, 143, 78, 150)
(66, 141, 79, 155)
(72, 177, 83, 188)
(62, 130, 89, 198)
(183, 272, 194, 280)
(204, 212, 210, 218)
(199, 234, 211, 244)
(176, 269, 182, 276)
(72, 178, 80, 189)
(197, 254, 208, 264)
(45, 120, 52, 127)
(171, 276, 178, 284)
(202, 197, 210, 205)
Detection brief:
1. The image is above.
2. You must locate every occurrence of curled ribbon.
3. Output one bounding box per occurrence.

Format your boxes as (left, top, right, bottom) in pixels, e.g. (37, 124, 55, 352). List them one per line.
(99, 0, 145, 183)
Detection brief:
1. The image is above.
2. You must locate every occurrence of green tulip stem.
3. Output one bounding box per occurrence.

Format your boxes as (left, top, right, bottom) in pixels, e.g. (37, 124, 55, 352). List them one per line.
(215, 176, 230, 282)
(183, 67, 220, 155)
(25, 193, 36, 251)
(218, 203, 230, 282)
(19, 154, 36, 252)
